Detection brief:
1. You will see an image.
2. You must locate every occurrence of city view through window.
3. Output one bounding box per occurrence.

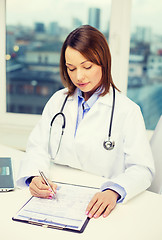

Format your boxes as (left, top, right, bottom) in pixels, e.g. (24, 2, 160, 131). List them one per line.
(6, 0, 162, 130)
(6, 0, 111, 114)
(127, 0, 162, 130)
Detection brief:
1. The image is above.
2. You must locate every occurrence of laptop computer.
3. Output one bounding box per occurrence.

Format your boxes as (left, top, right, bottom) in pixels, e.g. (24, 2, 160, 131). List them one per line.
(0, 157, 14, 192)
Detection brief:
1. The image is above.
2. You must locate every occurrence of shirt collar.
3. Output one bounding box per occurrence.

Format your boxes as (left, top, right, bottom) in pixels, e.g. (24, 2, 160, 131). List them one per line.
(69, 86, 115, 107)
(77, 88, 100, 109)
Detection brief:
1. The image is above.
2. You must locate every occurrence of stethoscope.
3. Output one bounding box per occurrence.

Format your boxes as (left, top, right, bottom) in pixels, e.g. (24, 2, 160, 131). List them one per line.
(48, 86, 115, 160)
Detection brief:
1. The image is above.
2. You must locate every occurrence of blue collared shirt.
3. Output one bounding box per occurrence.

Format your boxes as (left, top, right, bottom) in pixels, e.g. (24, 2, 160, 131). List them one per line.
(75, 88, 99, 136)
(75, 88, 126, 203)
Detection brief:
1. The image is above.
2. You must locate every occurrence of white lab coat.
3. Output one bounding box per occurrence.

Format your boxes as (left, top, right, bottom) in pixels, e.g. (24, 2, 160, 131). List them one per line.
(17, 87, 155, 202)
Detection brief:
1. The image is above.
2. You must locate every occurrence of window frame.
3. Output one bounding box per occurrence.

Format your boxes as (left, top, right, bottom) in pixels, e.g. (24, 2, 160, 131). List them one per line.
(0, 0, 132, 130)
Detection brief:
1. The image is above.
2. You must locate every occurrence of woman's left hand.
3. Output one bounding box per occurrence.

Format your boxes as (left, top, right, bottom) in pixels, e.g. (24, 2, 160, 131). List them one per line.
(85, 189, 119, 219)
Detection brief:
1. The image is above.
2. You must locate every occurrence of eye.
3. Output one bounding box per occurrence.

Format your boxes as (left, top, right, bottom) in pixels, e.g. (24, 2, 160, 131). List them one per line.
(84, 65, 92, 70)
(67, 67, 76, 72)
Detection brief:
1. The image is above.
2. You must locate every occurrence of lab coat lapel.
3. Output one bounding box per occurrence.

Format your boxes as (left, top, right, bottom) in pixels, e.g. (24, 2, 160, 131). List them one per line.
(97, 86, 114, 107)
(76, 87, 114, 130)
(73, 88, 114, 167)
(66, 86, 114, 127)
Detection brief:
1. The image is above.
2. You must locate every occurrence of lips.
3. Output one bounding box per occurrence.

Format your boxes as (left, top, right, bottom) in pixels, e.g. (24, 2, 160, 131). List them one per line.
(78, 82, 89, 87)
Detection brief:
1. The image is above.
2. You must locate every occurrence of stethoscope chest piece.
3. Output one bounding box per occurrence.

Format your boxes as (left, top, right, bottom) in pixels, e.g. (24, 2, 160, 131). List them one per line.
(103, 140, 115, 150)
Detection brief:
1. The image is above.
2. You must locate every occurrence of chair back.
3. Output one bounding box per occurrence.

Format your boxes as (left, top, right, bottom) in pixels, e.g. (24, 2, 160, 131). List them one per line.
(148, 115, 162, 194)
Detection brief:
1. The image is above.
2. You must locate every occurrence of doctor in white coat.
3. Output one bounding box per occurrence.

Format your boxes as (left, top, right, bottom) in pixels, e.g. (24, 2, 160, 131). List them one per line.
(17, 25, 155, 219)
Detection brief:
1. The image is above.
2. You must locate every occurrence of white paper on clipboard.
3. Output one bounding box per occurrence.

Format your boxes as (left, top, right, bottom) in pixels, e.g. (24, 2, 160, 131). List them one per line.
(13, 182, 99, 232)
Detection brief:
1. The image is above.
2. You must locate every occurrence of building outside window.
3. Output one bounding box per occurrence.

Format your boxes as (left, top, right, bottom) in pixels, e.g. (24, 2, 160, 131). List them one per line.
(6, 0, 111, 115)
(127, 0, 162, 130)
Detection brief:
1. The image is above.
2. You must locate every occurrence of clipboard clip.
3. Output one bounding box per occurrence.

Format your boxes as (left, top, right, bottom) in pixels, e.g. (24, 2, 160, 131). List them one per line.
(28, 218, 64, 230)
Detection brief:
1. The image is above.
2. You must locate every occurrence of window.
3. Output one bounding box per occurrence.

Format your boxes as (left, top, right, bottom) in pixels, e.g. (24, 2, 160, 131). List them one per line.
(5, 0, 112, 115)
(127, 0, 162, 130)
(0, 0, 132, 131)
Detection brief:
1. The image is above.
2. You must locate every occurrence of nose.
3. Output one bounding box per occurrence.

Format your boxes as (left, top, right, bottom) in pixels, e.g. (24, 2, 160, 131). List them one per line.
(77, 68, 84, 81)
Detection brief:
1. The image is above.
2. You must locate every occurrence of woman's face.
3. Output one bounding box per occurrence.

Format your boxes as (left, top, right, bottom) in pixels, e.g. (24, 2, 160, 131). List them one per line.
(65, 46, 102, 101)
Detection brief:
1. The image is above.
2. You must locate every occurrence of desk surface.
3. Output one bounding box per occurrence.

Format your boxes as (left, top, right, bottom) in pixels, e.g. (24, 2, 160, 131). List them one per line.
(0, 144, 162, 240)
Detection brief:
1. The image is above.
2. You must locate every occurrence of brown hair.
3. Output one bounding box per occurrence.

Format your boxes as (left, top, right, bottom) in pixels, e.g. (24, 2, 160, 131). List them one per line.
(60, 25, 118, 96)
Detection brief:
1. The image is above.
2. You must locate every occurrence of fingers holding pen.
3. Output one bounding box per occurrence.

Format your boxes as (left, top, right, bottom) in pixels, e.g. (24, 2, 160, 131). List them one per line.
(29, 176, 57, 199)
(29, 176, 51, 198)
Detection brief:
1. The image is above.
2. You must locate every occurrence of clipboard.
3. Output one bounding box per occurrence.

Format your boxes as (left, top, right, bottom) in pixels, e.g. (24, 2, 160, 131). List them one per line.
(12, 182, 99, 233)
(0, 157, 14, 192)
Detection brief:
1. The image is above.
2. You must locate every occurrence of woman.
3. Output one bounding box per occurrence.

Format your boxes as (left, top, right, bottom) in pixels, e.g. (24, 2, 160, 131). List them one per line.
(17, 25, 155, 219)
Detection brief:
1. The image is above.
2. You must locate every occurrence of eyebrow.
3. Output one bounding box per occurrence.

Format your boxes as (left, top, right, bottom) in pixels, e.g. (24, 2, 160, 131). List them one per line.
(66, 60, 90, 66)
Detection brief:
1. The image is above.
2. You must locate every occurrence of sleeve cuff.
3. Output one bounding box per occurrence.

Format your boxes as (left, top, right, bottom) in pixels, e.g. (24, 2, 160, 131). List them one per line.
(100, 181, 127, 203)
(25, 176, 34, 186)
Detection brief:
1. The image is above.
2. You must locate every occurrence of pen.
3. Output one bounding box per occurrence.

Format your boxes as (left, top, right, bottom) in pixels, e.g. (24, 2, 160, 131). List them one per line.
(39, 170, 58, 201)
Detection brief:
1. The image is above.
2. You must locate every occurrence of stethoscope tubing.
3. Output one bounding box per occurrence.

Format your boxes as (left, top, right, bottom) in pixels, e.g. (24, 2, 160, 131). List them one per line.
(49, 86, 115, 159)
(108, 86, 115, 139)
(50, 94, 69, 127)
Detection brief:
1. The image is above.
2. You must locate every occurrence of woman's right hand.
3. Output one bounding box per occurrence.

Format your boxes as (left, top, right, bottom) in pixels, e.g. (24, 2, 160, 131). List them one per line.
(29, 176, 57, 199)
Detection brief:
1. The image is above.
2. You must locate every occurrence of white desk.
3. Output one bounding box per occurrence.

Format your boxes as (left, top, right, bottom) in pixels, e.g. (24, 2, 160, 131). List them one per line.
(0, 144, 162, 240)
